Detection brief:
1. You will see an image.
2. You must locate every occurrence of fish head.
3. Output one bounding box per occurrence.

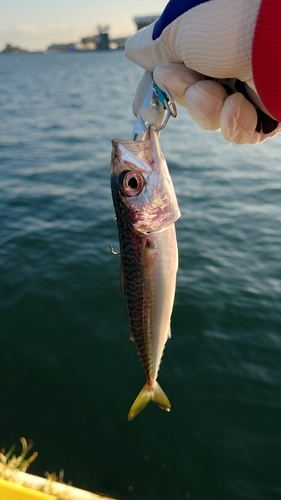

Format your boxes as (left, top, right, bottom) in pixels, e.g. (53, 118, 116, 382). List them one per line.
(111, 126, 180, 234)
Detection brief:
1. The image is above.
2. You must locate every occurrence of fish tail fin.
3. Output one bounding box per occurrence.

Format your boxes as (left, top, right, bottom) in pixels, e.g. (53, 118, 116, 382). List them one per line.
(128, 381, 171, 421)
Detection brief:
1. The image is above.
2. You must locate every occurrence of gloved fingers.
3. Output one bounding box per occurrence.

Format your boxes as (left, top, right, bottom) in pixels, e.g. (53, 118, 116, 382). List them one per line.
(183, 81, 281, 145)
(132, 63, 204, 116)
(132, 70, 281, 146)
(184, 80, 228, 132)
(220, 93, 260, 144)
(220, 93, 281, 145)
(153, 62, 204, 108)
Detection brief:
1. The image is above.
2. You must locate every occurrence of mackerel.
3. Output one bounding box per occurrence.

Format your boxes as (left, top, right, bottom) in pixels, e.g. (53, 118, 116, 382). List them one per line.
(111, 125, 180, 420)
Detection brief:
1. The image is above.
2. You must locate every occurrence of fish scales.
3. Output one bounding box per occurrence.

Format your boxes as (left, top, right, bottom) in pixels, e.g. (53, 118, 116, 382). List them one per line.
(111, 125, 180, 420)
(115, 202, 153, 378)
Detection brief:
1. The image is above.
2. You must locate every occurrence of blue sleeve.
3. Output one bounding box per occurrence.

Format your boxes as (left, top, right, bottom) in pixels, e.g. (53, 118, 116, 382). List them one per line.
(153, 0, 213, 39)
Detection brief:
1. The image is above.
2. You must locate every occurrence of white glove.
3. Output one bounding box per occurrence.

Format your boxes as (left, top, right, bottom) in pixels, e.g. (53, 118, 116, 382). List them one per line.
(126, 0, 281, 145)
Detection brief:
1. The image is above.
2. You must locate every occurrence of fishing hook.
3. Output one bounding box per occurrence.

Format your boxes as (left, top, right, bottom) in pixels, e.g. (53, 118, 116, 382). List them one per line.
(157, 85, 177, 119)
(140, 85, 177, 132)
(110, 243, 120, 255)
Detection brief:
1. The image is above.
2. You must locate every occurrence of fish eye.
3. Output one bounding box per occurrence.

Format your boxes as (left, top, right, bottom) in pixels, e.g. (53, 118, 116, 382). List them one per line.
(121, 171, 144, 197)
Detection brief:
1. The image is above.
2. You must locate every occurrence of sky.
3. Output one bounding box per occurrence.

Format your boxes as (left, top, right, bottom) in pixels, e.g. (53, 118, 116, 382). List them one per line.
(0, 0, 165, 52)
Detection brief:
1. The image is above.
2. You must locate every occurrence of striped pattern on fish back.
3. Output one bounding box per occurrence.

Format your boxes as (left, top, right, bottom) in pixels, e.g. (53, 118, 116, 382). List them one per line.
(116, 199, 154, 383)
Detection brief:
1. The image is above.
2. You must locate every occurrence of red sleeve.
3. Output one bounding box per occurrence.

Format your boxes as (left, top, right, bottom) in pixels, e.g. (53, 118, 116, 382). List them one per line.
(252, 0, 281, 121)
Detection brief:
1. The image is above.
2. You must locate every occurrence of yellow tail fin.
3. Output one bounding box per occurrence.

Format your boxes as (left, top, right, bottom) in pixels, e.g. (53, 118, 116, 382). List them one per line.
(128, 382, 171, 421)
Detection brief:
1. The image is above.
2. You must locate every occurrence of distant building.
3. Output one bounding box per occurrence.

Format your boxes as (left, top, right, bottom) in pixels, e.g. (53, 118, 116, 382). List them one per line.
(134, 15, 159, 31)
(96, 32, 109, 50)
(1, 43, 28, 54)
(47, 43, 78, 52)
(81, 29, 110, 50)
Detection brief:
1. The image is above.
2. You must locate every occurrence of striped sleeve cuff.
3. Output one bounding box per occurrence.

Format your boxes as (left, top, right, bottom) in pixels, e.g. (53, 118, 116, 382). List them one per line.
(252, 0, 281, 121)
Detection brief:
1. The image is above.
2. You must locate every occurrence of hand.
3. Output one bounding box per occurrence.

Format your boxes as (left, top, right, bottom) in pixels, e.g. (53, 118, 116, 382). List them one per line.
(126, 0, 281, 145)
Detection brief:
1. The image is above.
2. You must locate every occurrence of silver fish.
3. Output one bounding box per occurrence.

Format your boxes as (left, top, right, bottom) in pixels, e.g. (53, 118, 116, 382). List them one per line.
(111, 125, 180, 420)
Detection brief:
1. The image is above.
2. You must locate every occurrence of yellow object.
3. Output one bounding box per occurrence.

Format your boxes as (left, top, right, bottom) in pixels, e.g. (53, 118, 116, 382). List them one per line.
(0, 479, 56, 499)
(0, 473, 116, 500)
(0, 438, 116, 500)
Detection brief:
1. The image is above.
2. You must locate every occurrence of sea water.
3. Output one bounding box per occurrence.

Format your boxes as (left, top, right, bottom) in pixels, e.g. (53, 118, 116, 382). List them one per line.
(1, 50, 281, 500)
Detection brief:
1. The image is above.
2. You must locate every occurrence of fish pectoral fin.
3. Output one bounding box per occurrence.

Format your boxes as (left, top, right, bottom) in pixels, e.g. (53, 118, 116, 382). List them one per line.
(129, 330, 135, 341)
(127, 381, 171, 421)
